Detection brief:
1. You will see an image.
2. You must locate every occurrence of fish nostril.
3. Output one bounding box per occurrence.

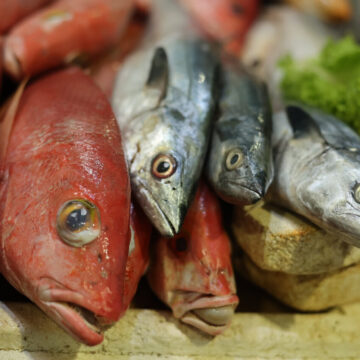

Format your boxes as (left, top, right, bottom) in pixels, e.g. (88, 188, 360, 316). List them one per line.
(192, 305, 235, 326)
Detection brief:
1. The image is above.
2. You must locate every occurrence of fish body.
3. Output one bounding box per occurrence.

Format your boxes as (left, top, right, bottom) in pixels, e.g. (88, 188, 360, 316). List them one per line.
(0, 67, 131, 345)
(271, 104, 360, 247)
(179, 0, 259, 56)
(207, 63, 273, 205)
(112, 36, 218, 237)
(123, 201, 152, 310)
(4, 0, 134, 79)
(147, 181, 238, 335)
(0, 0, 53, 34)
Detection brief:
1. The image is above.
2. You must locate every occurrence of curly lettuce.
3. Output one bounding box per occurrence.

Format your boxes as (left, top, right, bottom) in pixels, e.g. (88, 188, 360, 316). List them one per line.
(279, 36, 360, 134)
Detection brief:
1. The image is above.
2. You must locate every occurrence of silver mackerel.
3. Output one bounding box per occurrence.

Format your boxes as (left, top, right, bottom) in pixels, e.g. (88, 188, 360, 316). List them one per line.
(111, 37, 217, 236)
(207, 63, 273, 205)
(271, 104, 360, 247)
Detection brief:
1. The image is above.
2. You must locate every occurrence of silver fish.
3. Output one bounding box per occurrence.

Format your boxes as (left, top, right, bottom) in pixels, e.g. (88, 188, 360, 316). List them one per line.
(111, 37, 218, 236)
(270, 104, 360, 247)
(206, 64, 273, 205)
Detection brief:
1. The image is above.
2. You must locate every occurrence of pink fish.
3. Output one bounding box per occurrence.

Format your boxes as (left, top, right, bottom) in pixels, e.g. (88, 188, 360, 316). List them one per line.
(3, 0, 134, 79)
(147, 181, 239, 336)
(0, 67, 131, 345)
(179, 0, 259, 56)
(0, 0, 53, 34)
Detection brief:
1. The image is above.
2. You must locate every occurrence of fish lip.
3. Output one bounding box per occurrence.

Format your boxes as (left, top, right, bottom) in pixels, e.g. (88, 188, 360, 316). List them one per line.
(174, 294, 239, 336)
(136, 184, 183, 237)
(172, 293, 239, 319)
(219, 181, 263, 205)
(40, 301, 105, 346)
(37, 285, 114, 345)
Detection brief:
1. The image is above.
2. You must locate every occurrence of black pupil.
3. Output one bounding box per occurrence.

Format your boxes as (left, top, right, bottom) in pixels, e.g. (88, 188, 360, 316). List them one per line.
(66, 207, 89, 231)
(230, 154, 239, 165)
(175, 237, 187, 252)
(157, 160, 170, 173)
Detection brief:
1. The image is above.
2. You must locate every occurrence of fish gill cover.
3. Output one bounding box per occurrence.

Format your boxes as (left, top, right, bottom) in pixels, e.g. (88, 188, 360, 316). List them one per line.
(279, 35, 360, 133)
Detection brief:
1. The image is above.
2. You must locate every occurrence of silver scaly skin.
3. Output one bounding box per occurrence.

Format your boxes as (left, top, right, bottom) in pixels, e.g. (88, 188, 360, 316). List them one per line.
(270, 104, 360, 247)
(111, 37, 217, 236)
(206, 64, 273, 205)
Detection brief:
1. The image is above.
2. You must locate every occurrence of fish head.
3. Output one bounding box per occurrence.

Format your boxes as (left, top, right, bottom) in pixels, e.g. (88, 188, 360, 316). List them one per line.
(1, 68, 131, 346)
(148, 181, 238, 335)
(296, 149, 360, 247)
(208, 117, 272, 205)
(127, 104, 202, 237)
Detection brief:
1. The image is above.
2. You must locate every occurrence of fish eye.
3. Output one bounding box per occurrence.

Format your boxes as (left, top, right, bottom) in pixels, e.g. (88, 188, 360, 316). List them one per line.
(152, 154, 177, 179)
(353, 184, 360, 203)
(56, 199, 101, 247)
(225, 149, 243, 170)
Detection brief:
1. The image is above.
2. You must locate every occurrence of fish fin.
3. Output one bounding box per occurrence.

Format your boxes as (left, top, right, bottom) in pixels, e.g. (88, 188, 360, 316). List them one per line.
(286, 105, 322, 139)
(145, 47, 168, 101)
(0, 78, 28, 167)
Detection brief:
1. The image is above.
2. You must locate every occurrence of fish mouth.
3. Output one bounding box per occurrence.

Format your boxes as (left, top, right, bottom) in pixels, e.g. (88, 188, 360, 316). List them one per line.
(40, 300, 110, 346)
(136, 185, 185, 237)
(172, 293, 239, 336)
(219, 181, 264, 205)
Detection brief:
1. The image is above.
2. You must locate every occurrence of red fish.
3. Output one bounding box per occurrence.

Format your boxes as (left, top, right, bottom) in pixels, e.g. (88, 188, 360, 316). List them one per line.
(0, 67, 131, 346)
(123, 201, 152, 310)
(179, 0, 259, 56)
(0, 0, 53, 34)
(3, 0, 134, 79)
(147, 181, 239, 336)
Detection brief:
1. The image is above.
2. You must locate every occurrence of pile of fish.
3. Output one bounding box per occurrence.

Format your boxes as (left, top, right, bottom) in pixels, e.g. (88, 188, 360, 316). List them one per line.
(0, 0, 359, 347)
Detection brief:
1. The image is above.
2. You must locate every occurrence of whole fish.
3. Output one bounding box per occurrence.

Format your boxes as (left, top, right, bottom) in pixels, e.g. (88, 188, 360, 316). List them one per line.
(0, 67, 131, 345)
(4, 0, 134, 79)
(178, 0, 259, 56)
(206, 63, 273, 205)
(284, 0, 351, 22)
(147, 181, 239, 336)
(123, 201, 152, 310)
(270, 104, 360, 248)
(0, 0, 53, 34)
(111, 36, 218, 237)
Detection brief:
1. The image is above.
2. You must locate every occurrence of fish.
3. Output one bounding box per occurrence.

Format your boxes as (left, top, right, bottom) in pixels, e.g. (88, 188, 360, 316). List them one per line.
(206, 62, 273, 205)
(284, 0, 351, 22)
(147, 181, 239, 336)
(0, 0, 53, 34)
(111, 35, 218, 237)
(178, 0, 259, 56)
(241, 5, 334, 111)
(3, 0, 134, 79)
(270, 104, 360, 248)
(123, 201, 152, 310)
(0, 67, 131, 345)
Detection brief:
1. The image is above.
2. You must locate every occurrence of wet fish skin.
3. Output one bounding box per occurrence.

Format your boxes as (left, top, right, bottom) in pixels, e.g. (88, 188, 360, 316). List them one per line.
(4, 0, 134, 79)
(112, 37, 218, 237)
(0, 67, 131, 345)
(270, 104, 360, 247)
(147, 181, 239, 336)
(207, 64, 273, 205)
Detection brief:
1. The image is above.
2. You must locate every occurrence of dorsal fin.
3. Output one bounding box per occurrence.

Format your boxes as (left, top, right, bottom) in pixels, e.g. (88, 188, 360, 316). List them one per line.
(286, 105, 322, 139)
(0, 79, 28, 166)
(145, 47, 168, 102)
